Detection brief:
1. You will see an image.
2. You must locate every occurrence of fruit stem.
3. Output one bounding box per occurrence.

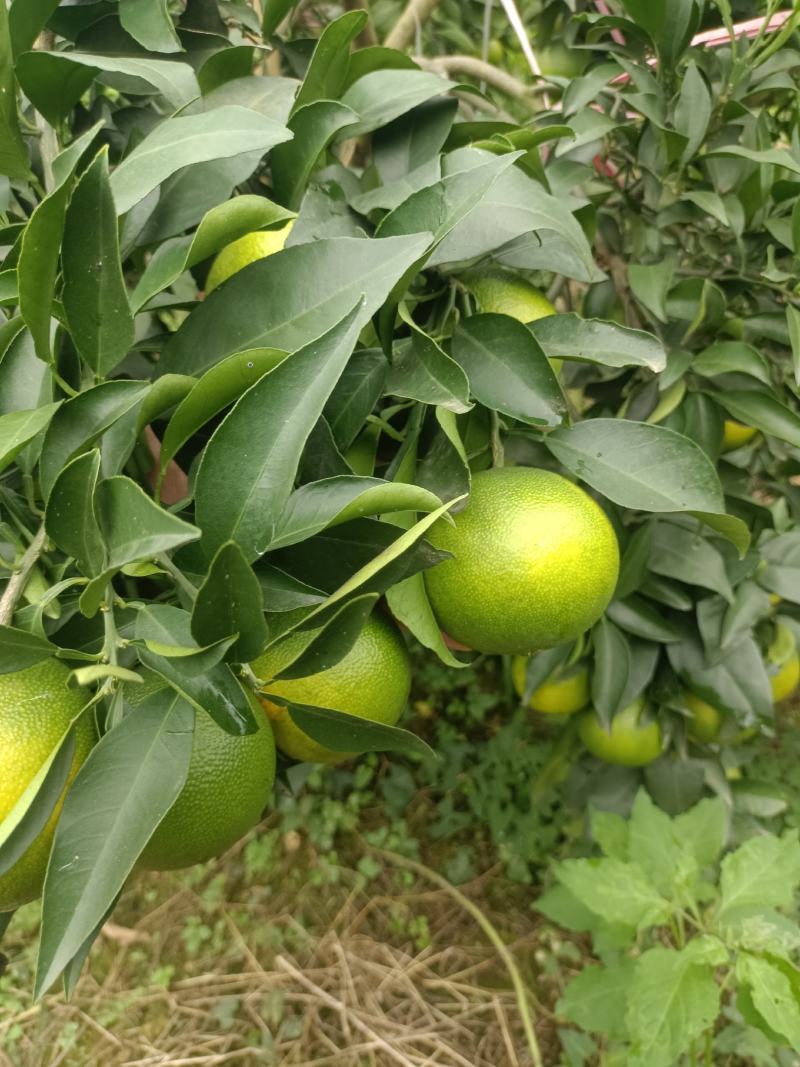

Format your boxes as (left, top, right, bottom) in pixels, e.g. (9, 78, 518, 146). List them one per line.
(368, 846, 544, 1067)
(0, 524, 47, 627)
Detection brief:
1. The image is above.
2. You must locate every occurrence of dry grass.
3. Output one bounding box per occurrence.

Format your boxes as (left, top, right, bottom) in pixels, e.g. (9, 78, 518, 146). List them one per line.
(0, 834, 563, 1067)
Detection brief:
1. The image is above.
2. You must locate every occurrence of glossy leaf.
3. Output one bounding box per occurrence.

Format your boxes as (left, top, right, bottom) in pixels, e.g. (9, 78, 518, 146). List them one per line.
(35, 691, 194, 997)
(262, 594, 378, 680)
(667, 635, 772, 720)
(387, 320, 471, 413)
(528, 315, 666, 372)
(131, 195, 293, 311)
(17, 123, 103, 362)
(546, 420, 725, 514)
(62, 149, 134, 378)
(195, 302, 362, 560)
(157, 349, 287, 493)
(324, 348, 387, 452)
(39, 381, 150, 500)
(271, 101, 357, 210)
(591, 617, 631, 725)
(262, 696, 434, 759)
(0, 0, 29, 179)
(135, 606, 258, 735)
(270, 477, 441, 551)
(95, 477, 200, 569)
(713, 390, 800, 449)
(0, 626, 56, 674)
(17, 51, 199, 125)
(292, 11, 366, 112)
(160, 234, 430, 378)
(340, 70, 457, 138)
(0, 403, 60, 474)
(191, 541, 269, 663)
(453, 313, 566, 426)
(119, 0, 181, 53)
(649, 521, 733, 602)
(45, 451, 104, 577)
(110, 107, 292, 215)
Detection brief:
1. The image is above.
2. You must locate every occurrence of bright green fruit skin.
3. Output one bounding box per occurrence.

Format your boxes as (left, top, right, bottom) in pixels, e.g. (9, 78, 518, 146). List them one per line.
(425, 467, 619, 655)
(511, 657, 589, 715)
(0, 660, 95, 912)
(251, 615, 412, 764)
(466, 269, 555, 322)
(683, 691, 723, 743)
(206, 223, 293, 292)
(131, 672, 276, 871)
(578, 697, 662, 767)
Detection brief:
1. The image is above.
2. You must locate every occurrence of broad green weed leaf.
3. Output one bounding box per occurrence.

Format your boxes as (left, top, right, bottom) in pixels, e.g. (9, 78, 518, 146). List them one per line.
(720, 832, 800, 915)
(554, 857, 671, 929)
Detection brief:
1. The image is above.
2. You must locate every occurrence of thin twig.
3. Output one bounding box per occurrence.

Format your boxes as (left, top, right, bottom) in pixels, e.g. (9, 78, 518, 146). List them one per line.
(414, 54, 539, 101)
(384, 0, 439, 52)
(0, 524, 47, 627)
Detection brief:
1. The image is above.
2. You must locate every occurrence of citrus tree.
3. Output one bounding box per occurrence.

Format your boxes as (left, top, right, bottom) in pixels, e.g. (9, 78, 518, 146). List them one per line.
(0, 0, 799, 1006)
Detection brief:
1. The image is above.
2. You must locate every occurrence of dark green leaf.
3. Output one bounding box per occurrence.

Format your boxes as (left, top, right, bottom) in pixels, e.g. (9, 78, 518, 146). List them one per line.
(17, 51, 199, 126)
(45, 451, 104, 577)
(265, 696, 434, 759)
(606, 596, 682, 643)
(135, 606, 257, 735)
(340, 69, 456, 138)
(272, 101, 357, 211)
(324, 348, 387, 452)
(649, 521, 733, 601)
(131, 195, 294, 311)
(8, 0, 60, 56)
(292, 11, 366, 113)
(713, 390, 800, 448)
(39, 381, 150, 500)
(0, 626, 56, 674)
(110, 106, 292, 216)
(667, 635, 772, 719)
(17, 124, 104, 362)
(194, 301, 363, 560)
(0, 0, 30, 179)
(62, 149, 134, 378)
(95, 477, 200, 568)
(0, 403, 60, 474)
(270, 477, 441, 550)
(692, 342, 771, 385)
(261, 594, 378, 680)
(592, 617, 631, 724)
(528, 315, 666, 372)
(160, 234, 430, 378)
(388, 321, 471, 413)
(453, 313, 565, 426)
(119, 0, 181, 52)
(34, 691, 194, 997)
(191, 541, 269, 663)
(546, 419, 726, 514)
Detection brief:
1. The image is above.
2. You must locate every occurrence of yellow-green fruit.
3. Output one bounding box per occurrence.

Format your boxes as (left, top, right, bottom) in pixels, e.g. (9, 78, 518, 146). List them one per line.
(578, 697, 662, 767)
(465, 269, 562, 373)
(206, 222, 293, 292)
(0, 660, 95, 912)
(537, 42, 587, 78)
(512, 657, 589, 714)
(683, 691, 722, 743)
(130, 672, 276, 871)
(251, 615, 412, 764)
(770, 654, 800, 703)
(766, 623, 800, 704)
(722, 419, 758, 452)
(425, 467, 619, 655)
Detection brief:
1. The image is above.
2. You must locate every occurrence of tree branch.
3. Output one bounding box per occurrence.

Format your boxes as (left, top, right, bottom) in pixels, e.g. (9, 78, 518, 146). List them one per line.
(384, 0, 438, 51)
(415, 53, 542, 105)
(0, 525, 47, 627)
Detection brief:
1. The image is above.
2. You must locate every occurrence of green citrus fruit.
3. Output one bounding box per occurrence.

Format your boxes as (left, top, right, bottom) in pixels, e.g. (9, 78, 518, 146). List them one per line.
(464, 269, 561, 372)
(424, 467, 619, 655)
(206, 222, 293, 293)
(537, 42, 587, 78)
(0, 660, 95, 912)
(767, 623, 800, 703)
(130, 672, 276, 871)
(683, 691, 722, 743)
(722, 419, 758, 452)
(251, 614, 411, 764)
(578, 696, 662, 767)
(511, 657, 589, 714)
